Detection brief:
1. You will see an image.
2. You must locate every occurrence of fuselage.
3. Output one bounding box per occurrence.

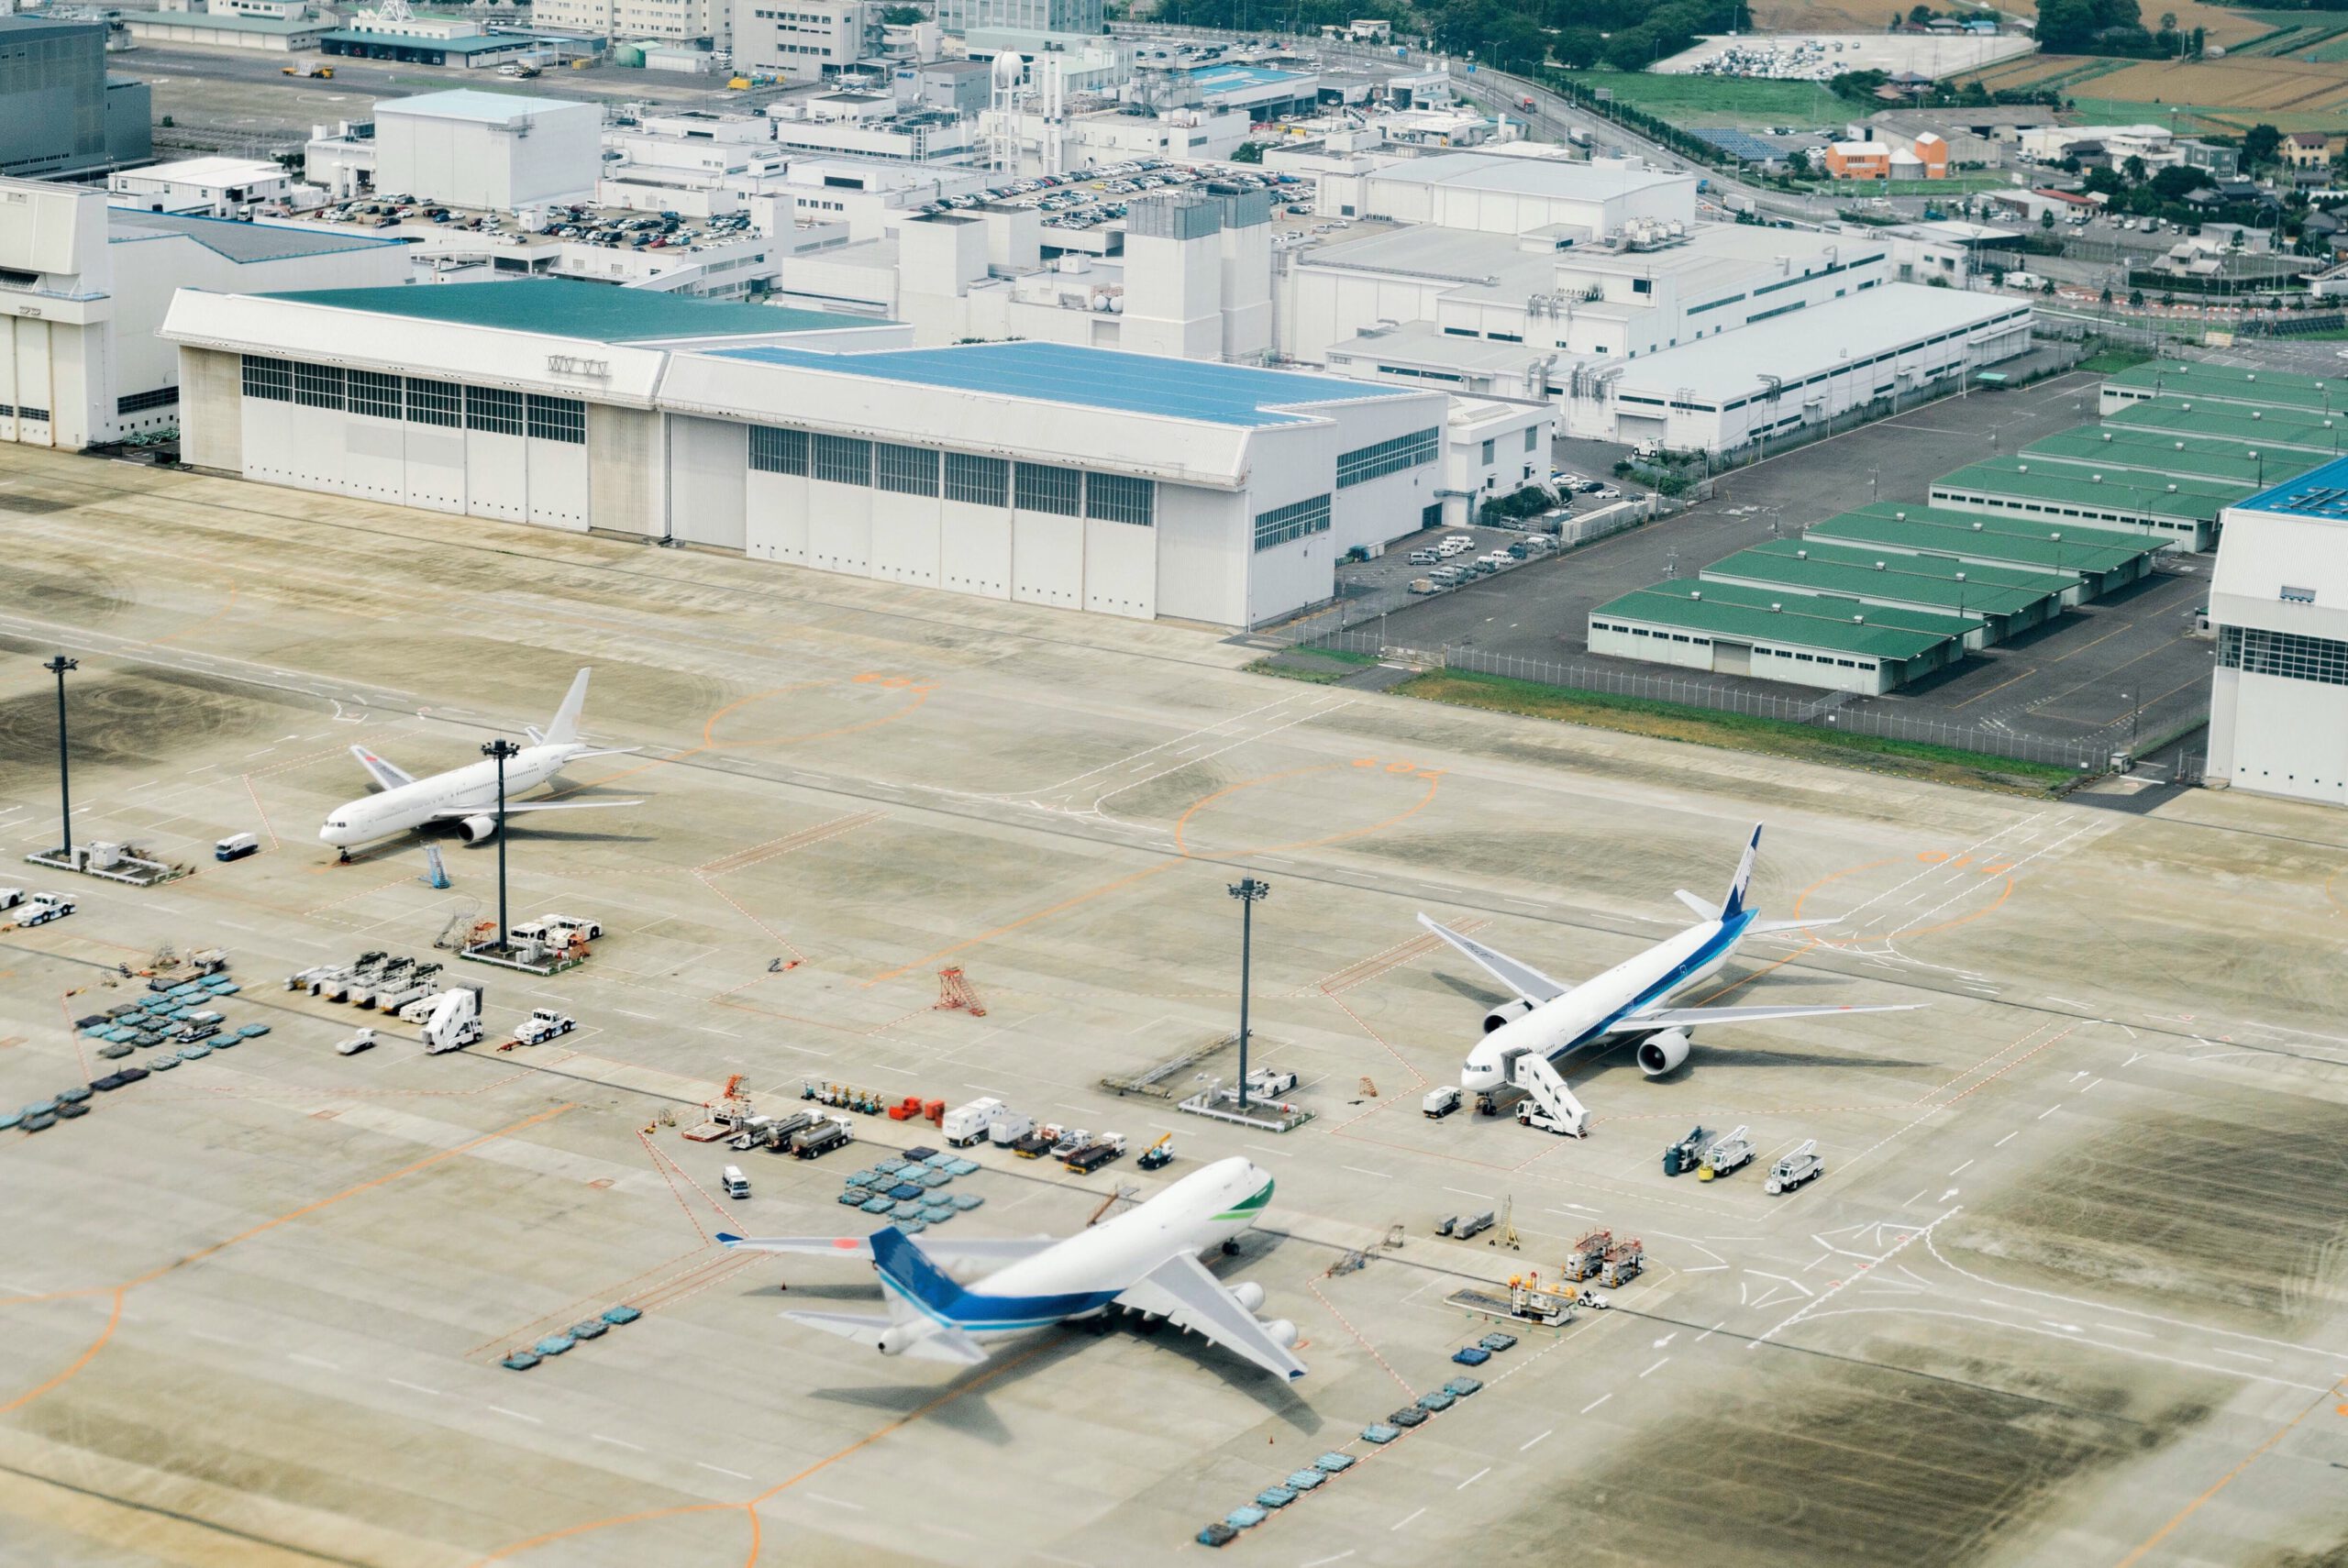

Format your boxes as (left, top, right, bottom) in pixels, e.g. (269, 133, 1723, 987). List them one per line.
(318, 744, 583, 848)
(1460, 910, 1755, 1094)
(886, 1156, 1274, 1347)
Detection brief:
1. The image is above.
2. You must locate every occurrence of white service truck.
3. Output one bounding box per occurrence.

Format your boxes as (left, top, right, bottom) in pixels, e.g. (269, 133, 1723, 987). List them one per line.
(940, 1097, 1021, 1148)
(513, 1008, 576, 1047)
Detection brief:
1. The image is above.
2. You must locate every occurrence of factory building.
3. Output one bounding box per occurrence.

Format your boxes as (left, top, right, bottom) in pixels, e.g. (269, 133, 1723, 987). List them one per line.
(1589, 582, 1965, 694)
(2101, 397, 2348, 461)
(161, 282, 1448, 628)
(0, 177, 411, 452)
(1562, 287, 2033, 452)
(2100, 360, 2348, 420)
(1928, 458, 2248, 551)
(768, 190, 1273, 361)
(106, 157, 301, 218)
(1318, 152, 1690, 237)
(0, 16, 150, 178)
(373, 91, 604, 212)
(2206, 458, 2348, 807)
(2022, 427, 2275, 491)
(1701, 538, 2067, 640)
(1806, 505, 2162, 599)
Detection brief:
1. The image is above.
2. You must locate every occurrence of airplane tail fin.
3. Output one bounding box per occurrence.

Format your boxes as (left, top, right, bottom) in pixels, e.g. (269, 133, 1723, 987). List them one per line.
(1721, 823, 1763, 922)
(545, 668, 592, 748)
(869, 1225, 965, 1320)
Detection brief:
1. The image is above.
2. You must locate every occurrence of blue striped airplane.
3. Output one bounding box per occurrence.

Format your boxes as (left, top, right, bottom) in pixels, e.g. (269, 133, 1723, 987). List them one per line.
(717, 1156, 1306, 1379)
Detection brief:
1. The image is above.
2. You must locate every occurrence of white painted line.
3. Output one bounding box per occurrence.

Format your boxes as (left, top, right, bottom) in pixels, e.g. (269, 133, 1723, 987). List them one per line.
(617, 1009, 660, 1021)
(386, 1378, 444, 1397)
(487, 1405, 541, 1424)
(2038, 1105, 2059, 1119)
(1694, 1320, 1729, 1343)
(1456, 1467, 1490, 1490)
(1579, 1395, 1611, 1414)
(286, 1353, 342, 1371)
(2212, 1346, 2275, 1364)
(696, 1025, 740, 1038)
(2081, 1077, 2101, 1092)
(808, 1494, 864, 1511)
(1445, 1187, 1493, 1200)
(1995, 1131, 2020, 1146)
(698, 1462, 754, 1481)
(1519, 1428, 1553, 1452)
(1903, 1189, 1927, 1205)
(1948, 1160, 1974, 1176)
(1390, 1508, 1426, 1531)
(1301, 1553, 1355, 1568)
(1343, 1165, 1391, 1180)
(1639, 1358, 1668, 1378)
(591, 1433, 647, 1452)
(1244, 1143, 1293, 1158)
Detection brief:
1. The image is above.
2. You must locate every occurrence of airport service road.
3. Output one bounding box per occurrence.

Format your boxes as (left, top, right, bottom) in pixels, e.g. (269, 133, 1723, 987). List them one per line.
(0, 447, 2342, 1568)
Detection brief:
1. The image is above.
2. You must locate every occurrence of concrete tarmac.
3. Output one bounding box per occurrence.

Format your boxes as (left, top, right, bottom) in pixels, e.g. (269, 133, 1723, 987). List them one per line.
(0, 448, 2342, 1568)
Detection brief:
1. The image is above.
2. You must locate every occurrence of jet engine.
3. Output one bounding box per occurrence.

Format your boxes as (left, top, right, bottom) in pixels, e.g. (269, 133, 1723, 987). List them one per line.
(1228, 1281, 1266, 1312)
(1482, 999, 1536, 1034)
(1260, 1319, 1299, 1348)
(1636, 1029, 1691, 1077)
(456, 815, 501, 844)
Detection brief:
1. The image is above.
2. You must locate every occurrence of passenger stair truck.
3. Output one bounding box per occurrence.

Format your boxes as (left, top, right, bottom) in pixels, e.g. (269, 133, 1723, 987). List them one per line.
(420, 986, 484, 1055)
(1512, 1051, 1591, 1137)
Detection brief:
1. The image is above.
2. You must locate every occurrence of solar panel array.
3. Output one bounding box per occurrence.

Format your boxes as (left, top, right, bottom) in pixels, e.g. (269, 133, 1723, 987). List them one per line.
(1690, 128, 1785, 163)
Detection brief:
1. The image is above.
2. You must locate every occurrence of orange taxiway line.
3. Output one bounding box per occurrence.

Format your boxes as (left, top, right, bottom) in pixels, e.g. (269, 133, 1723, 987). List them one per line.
(2112, 1373, 2346, 1568)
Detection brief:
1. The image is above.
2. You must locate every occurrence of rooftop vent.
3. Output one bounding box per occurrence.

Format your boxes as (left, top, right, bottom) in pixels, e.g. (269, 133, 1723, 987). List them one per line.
(1689, 590, 1702, 600)
(1972, 520, 1983, 529)
(1875, 560, 1887, 570)
(1796, 548, 1808, 558)
(2167, 483, 2178, 492)
(2103, 432, 2112, 441)
(1895, 510, 1908, 521)
(2253, 411, 2264, 420)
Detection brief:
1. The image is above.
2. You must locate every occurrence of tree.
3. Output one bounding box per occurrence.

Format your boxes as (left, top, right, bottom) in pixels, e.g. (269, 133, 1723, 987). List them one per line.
(2042, 209, 2056, 228)
(878, 2, 925, 19)
(2159, 9, 2176, 28)
(2245, 124, 2283, 166)
(1232, 140, 1265, 163)
(2122, 153, 2148, 184)
(1909, 3, 1933, 22)
(2083, 165, 2127, 197)
(2151, 164, 2209, 201)
(2101, 284, 2114, 303)
(2129, 288, 2145, 306)
(2043, 277, 2058, 294)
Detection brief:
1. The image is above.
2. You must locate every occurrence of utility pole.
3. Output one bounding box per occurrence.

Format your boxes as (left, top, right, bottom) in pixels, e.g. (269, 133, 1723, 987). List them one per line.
(43, 655, 76, 862)
(1227, 878, 1269, 1109)
(483, 738, 521, 955)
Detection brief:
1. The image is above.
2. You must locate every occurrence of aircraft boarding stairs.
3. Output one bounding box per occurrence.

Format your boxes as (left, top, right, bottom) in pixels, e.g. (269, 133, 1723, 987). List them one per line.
(1513, 1051, 1590, 1138)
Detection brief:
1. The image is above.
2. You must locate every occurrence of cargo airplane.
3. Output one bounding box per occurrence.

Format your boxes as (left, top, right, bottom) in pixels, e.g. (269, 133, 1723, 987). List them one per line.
(1424, 823, 1921, 1135)
(717, 1155, 1306, 1380)
(318, 668, 638, 858)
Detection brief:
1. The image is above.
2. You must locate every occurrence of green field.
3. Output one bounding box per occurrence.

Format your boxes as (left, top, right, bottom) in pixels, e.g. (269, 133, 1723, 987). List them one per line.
(2066, 94, 2348, 132)
(1558, 70, 1850, 130)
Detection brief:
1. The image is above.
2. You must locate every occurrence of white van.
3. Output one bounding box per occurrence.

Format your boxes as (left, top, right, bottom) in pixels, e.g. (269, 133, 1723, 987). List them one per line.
(722, 1165, 750, 1199)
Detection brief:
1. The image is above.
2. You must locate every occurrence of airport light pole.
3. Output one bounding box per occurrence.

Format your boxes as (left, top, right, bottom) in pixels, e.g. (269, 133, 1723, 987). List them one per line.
(1228, 878, 1269, 1110)
(483, 738, 520, 955)
(43, 655, 75, 862)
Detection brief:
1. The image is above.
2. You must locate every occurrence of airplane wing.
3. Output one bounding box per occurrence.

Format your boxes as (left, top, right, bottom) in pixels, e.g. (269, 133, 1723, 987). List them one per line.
(426, 799, 641, 820)
(349, 745, 415, 792)
(1613, 1001, 1926, 1031)
(716, 1232, 1059, 1267)
(1416, 913, 1571, 1004)
(779, 1309, 989, 1365)
(1113, 1253, 1306, 1382)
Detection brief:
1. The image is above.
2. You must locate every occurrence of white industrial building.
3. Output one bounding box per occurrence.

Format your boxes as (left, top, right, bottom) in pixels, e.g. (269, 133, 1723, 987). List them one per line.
(373, 91, 604, 212)
(106, 158, 300, 218)
(161, 281, 1449, 626)
(2206, 461, 2348, 806)
(0, 176, 410, 451)
(1285, 150, 1901, 392)
(1560, 286, 2034, 451)
(1317, 152, 1692, 236)
(766, 189, 1273, 360)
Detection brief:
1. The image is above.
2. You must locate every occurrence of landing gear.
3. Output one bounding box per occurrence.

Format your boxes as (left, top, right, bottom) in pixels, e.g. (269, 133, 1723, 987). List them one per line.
(337, 848, 352, 865)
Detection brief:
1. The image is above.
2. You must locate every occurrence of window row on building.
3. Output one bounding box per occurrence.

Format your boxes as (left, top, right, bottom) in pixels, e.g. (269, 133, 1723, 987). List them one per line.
(118, 386, 180, 416)
(0, 403, 51, 423)
(1254, 492, 1332, 552)
(1594, 619, 1883, 670)
(1335, 426, 1438, 489)
(746, 422, 1156, 525)
(2221, 623, 2348, 687)
(1930, 487, 2191, 533)
(242, 357, 586, 444)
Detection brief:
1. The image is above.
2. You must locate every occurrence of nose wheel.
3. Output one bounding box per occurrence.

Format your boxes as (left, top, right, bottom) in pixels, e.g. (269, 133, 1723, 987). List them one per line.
(337, 848, 351, 864)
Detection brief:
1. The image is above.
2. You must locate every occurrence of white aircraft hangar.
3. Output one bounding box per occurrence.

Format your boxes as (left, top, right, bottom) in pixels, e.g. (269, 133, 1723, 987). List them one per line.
(161, 279, 1452, 628)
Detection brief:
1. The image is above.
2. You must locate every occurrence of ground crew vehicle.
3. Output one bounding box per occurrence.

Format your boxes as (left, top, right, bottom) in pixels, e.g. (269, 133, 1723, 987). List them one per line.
(1765, 1140, 1824, 1195)
(1699, 1124, 1755, 1179)
(215, 834, 260, 862)
(791, 1118, 852, 1159)
(513, 1008, 575, 1046)
(1136, 1133, 1174, 1170)
(940, 1097, 1019, 1148)
(1662, 1124, 1708, 1176)
(1423, 1085, 1462, 1119)
(722, 1165, 750, 1198)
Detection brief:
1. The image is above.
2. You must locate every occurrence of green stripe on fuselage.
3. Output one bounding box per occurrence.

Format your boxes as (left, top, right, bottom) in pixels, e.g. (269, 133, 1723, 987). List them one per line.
(1212, 1177, 1274, 1222)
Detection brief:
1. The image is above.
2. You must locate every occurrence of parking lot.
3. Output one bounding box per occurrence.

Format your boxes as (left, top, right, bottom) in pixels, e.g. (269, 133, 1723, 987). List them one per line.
(1333, 372, 2216, 755)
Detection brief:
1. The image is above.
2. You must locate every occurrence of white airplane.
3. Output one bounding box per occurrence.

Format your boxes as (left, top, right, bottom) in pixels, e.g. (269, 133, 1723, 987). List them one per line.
(1427, 824, 1922, 1133)
(318, 668, 638, 858)
(716, 1156, 1306, 1380)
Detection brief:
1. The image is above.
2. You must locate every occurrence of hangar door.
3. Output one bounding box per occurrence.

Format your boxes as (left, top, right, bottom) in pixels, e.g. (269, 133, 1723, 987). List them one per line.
(668, 415, 749, 550)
